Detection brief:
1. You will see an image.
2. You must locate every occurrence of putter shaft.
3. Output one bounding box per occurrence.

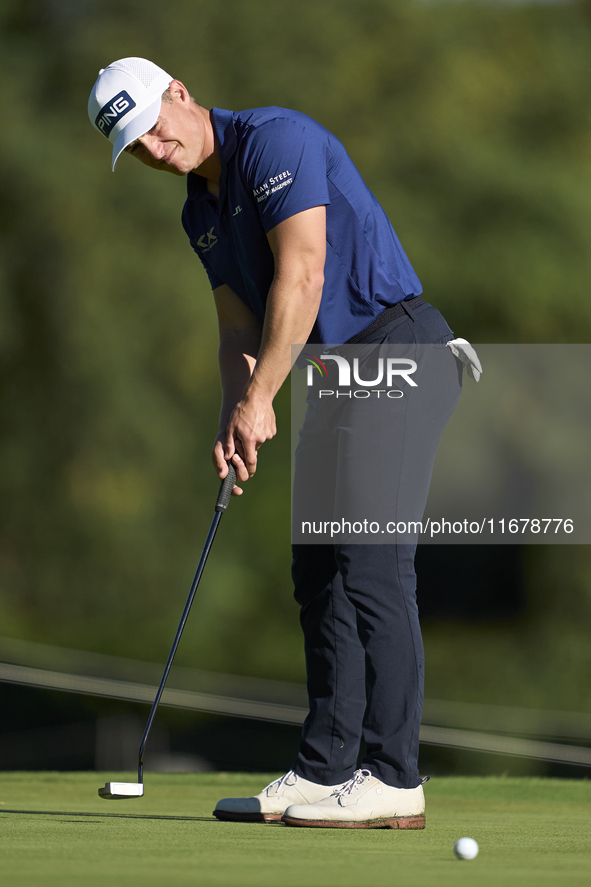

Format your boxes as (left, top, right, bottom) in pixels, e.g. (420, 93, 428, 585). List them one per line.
(137, 464, 237, 785)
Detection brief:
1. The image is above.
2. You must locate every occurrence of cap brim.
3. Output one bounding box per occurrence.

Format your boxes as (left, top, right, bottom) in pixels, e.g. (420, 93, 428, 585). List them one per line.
(111, 97, 163, 171)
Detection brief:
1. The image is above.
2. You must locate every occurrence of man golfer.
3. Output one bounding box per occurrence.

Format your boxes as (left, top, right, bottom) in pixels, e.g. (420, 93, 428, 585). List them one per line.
(89, 57, 473, 829)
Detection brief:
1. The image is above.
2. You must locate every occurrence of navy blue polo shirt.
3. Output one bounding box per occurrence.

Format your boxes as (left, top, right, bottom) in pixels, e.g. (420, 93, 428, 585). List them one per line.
(181, 107, 422, 344)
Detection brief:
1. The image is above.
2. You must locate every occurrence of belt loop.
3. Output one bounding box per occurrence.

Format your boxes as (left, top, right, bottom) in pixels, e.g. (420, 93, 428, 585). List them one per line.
(401, 298, 416, 322)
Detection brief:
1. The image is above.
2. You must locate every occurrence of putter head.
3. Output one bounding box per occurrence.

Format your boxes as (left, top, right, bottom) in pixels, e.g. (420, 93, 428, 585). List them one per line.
(98, 781, 144, 800)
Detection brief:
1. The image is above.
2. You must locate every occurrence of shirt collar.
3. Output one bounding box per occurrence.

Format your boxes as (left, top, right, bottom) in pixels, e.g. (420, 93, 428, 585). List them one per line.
(211, 107, 237, 163)
(187, 107, 236, 201)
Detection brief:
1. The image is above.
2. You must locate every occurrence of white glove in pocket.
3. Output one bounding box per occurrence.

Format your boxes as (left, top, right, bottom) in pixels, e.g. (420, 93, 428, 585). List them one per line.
(446, 338, 482, 382)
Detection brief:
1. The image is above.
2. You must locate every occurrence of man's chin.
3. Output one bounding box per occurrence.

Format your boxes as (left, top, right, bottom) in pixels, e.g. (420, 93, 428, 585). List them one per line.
(158, 163, 188, 177)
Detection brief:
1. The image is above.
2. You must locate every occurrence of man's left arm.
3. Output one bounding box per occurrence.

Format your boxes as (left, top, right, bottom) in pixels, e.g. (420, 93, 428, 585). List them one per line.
(222, 204, 326, 478)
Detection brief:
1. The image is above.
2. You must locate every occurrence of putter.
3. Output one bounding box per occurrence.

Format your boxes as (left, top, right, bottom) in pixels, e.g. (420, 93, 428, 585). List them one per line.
(98, 462, 237, 800)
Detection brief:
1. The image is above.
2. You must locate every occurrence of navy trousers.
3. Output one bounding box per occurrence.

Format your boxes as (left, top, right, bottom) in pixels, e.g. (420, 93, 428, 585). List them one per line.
(291, 300, 462, 789)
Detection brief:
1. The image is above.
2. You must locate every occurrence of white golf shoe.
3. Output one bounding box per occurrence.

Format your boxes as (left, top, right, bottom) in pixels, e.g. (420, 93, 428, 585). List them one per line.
(282, 768, 426, 829)
(213, 770, 348, 823)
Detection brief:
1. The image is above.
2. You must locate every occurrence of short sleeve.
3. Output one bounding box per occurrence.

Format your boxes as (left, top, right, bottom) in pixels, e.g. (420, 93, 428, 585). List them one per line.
(190, 240, 224, 290)
(182, 204, 224, 291)
(202, 262, 224, 291)
(244, 119, 330, 233)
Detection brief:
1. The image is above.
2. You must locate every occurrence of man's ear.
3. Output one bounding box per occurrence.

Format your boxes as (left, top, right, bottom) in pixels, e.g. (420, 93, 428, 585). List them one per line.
(168, 79, 190, 103)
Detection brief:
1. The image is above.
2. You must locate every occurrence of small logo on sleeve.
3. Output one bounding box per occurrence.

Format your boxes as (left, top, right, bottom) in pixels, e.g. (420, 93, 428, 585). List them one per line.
(95, 90, 137, 138)
(253, 170, 293, 202)
(196, 227, 218, 252)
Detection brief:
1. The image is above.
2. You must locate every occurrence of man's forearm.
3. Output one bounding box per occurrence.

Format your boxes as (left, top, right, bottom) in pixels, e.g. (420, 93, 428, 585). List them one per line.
(218, 331, 259, 431)
(244, 273, 323, 404)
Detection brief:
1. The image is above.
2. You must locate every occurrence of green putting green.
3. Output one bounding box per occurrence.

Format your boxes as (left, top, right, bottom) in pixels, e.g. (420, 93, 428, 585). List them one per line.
(0, 772, 589, 887)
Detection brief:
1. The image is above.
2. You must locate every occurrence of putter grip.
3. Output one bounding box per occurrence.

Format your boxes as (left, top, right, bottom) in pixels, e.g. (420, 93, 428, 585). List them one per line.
(215, 462, 237, 512)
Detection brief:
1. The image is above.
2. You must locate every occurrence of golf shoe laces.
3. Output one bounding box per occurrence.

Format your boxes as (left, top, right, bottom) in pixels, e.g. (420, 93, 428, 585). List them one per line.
(332, 768, 372, 802)
(262, 770, 298, 796)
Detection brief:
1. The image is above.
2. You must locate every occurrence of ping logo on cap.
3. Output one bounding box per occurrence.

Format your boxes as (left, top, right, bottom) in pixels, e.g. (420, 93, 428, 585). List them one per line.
(95, 90, 136, 138)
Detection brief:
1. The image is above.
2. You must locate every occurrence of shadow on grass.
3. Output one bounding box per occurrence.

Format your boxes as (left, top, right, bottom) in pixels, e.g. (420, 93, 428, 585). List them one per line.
(0, 809, 219, 822)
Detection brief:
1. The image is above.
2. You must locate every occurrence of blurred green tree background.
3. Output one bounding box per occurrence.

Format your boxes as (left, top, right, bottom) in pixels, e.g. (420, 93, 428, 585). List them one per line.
(1, 0, 591, 710)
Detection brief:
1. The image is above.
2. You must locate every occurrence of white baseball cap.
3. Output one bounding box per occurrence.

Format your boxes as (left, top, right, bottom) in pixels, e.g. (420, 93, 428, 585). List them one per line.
(88, 57, 174, 171)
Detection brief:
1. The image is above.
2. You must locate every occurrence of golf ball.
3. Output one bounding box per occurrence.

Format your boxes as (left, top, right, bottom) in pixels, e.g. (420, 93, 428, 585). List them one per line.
(454, 837, 479, 860)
